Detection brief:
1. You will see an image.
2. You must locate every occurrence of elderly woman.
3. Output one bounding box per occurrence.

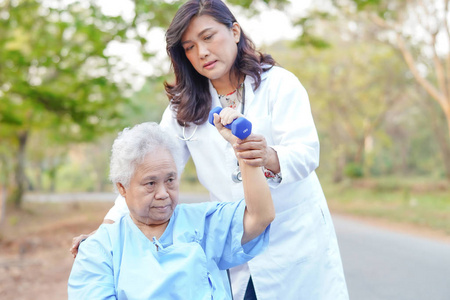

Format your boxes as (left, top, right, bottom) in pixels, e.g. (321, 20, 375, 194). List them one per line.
(68, 118, 274, 299)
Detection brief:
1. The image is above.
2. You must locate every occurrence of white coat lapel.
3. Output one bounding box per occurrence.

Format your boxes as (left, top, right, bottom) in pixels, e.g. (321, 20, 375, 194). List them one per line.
(242, 76, 255, 116)
(208, 81, 222, 108)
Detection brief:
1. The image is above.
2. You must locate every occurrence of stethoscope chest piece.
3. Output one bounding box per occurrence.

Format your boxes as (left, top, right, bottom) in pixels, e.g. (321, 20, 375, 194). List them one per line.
(232, 167, 242, 183)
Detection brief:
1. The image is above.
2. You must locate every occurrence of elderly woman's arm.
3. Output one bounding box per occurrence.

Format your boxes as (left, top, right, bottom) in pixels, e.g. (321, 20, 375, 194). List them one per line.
(238, 153, 275, 244)
(68, 231, 116, 300)
(213, 111, 275, 245)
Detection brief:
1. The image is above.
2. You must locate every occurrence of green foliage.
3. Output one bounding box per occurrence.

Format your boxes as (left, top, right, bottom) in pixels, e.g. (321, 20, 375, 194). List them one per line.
(123, 77, 169, 125)
(344, 162, 364, 178)
(0, 0, 155, 205)
(2, 0, 446, 199)
(269, 15, 444, 180)
(294, 33, 331, 49)
(320, 0, 450, 179)
(0, 0, 133, 142)
(338, 0, 403, 20)
(227, 0, 289, 10)
(35, 78, 170, 193)
(0, 0, 296, 202)
(293, 11, 333, 49)
(350, 0, 383, 10)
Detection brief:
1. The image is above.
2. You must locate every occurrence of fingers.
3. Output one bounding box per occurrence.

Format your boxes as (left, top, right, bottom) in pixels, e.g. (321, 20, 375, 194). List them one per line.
(235, 140, 266, 152)
(213, 113, 223, 129)
(235, 133, 265, 145)
(70, 241, 79, 258)
(235, 149, 267, 167)
(233, 134, 269, 167)
(69, 234, 89, 258)
(213, 113, 235, 144)
(70, 247, 78, 258)
(219, 107, 243, 127)
(240, 157, 265, 167)
(236, 149, 266, 160)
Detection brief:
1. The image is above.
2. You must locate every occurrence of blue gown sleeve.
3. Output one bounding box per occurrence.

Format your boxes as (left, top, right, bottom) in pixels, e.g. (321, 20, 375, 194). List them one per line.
(68, 227, 116, 300)
(203, 200, 270, 270)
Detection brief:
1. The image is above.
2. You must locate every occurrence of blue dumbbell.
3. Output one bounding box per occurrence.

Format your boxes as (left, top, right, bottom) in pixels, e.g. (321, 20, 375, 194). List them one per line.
(208, 107, 252, 139)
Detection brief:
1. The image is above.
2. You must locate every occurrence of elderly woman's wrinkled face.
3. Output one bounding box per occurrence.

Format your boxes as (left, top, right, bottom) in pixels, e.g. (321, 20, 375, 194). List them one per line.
(118, 147, 179, 226)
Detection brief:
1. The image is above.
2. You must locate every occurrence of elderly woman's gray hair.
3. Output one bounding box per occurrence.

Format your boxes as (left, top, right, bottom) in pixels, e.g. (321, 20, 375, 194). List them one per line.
(109, 122, 181, 190)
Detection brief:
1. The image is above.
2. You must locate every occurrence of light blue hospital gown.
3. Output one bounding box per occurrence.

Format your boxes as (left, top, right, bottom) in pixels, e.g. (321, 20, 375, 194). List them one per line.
(68, 199, 270, 299)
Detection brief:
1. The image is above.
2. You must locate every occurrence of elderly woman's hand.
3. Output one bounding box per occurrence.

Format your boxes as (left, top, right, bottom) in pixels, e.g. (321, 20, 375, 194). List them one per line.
(212, 107, 241, 144)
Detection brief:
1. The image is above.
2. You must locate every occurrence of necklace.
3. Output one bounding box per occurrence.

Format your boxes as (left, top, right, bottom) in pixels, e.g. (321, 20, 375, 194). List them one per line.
(218, 82, 244, 110)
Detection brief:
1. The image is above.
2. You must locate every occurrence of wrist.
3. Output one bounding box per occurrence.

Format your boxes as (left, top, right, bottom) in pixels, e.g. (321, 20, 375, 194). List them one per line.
(262, 167, 282, 183)
(264, 147, 280, 173)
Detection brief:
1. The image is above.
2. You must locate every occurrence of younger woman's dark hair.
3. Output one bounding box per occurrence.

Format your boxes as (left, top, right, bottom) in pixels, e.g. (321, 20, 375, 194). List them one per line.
(164, 0, 276, 126)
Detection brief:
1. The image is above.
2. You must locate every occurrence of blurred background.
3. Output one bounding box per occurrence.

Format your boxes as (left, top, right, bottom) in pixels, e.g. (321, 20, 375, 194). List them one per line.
(0, 0, 449, 299)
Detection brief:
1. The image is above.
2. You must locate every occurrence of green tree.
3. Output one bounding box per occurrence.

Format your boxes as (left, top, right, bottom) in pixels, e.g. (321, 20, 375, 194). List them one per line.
(0, 0, 290, 208)
(270, 22, 418, 181)
(0, 0, 136, 206)
(299, 0, 450, 179)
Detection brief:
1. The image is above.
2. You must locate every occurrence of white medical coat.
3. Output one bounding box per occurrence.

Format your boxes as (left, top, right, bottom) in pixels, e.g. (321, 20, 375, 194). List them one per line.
(105, 66, 349, 300)
(70, 200, 270, 300)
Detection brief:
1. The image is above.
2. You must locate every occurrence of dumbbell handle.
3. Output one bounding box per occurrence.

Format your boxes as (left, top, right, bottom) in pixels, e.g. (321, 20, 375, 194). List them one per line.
(208, 107, 252, 139)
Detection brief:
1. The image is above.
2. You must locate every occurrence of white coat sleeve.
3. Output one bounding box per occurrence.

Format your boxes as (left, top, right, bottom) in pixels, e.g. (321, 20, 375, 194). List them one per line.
(104, 194, 129, 222)
(269, 70, 320, 187)
(159, 104, 191, 174)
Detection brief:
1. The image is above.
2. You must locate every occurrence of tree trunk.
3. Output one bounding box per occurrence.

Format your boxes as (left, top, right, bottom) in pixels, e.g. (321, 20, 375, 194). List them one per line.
(354, 137, 365, 165)
(395, 34, 450, 167)
(12, 131, 29, 208)
(48, 167, 57, 193)
(333, 152, 346, 183)
(35, 164, 43, 191)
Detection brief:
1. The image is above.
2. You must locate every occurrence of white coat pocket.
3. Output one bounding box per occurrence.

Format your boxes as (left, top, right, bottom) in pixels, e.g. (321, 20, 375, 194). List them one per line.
(267, 200, 327, 268)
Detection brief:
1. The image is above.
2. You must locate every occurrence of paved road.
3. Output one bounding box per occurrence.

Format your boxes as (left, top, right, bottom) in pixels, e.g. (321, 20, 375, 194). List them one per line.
(333, 215, 450, 300)
(182, 194, 450, 300)
(25, 193, 450, 299)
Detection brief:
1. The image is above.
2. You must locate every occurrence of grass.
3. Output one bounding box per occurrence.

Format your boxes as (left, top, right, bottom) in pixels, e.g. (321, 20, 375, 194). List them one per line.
(323, 176, 450, 235)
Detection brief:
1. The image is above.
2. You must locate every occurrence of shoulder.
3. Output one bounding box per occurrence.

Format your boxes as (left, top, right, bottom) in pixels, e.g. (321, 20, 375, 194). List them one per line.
(82, 215, 127, 249)
(174, 202, 221, 220)
(258, 66, 304, 95)
(261, 65, 299, 83)
(174, 201, 244, 224)
(160, 104, 179, 127)
(256, 65, 306, 99)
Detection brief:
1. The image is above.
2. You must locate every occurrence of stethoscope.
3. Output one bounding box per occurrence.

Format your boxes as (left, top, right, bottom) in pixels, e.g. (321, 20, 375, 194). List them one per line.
(178, 84, 246, 182)
(178, 84, 246, 141)
(178, 124, 198, 141)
